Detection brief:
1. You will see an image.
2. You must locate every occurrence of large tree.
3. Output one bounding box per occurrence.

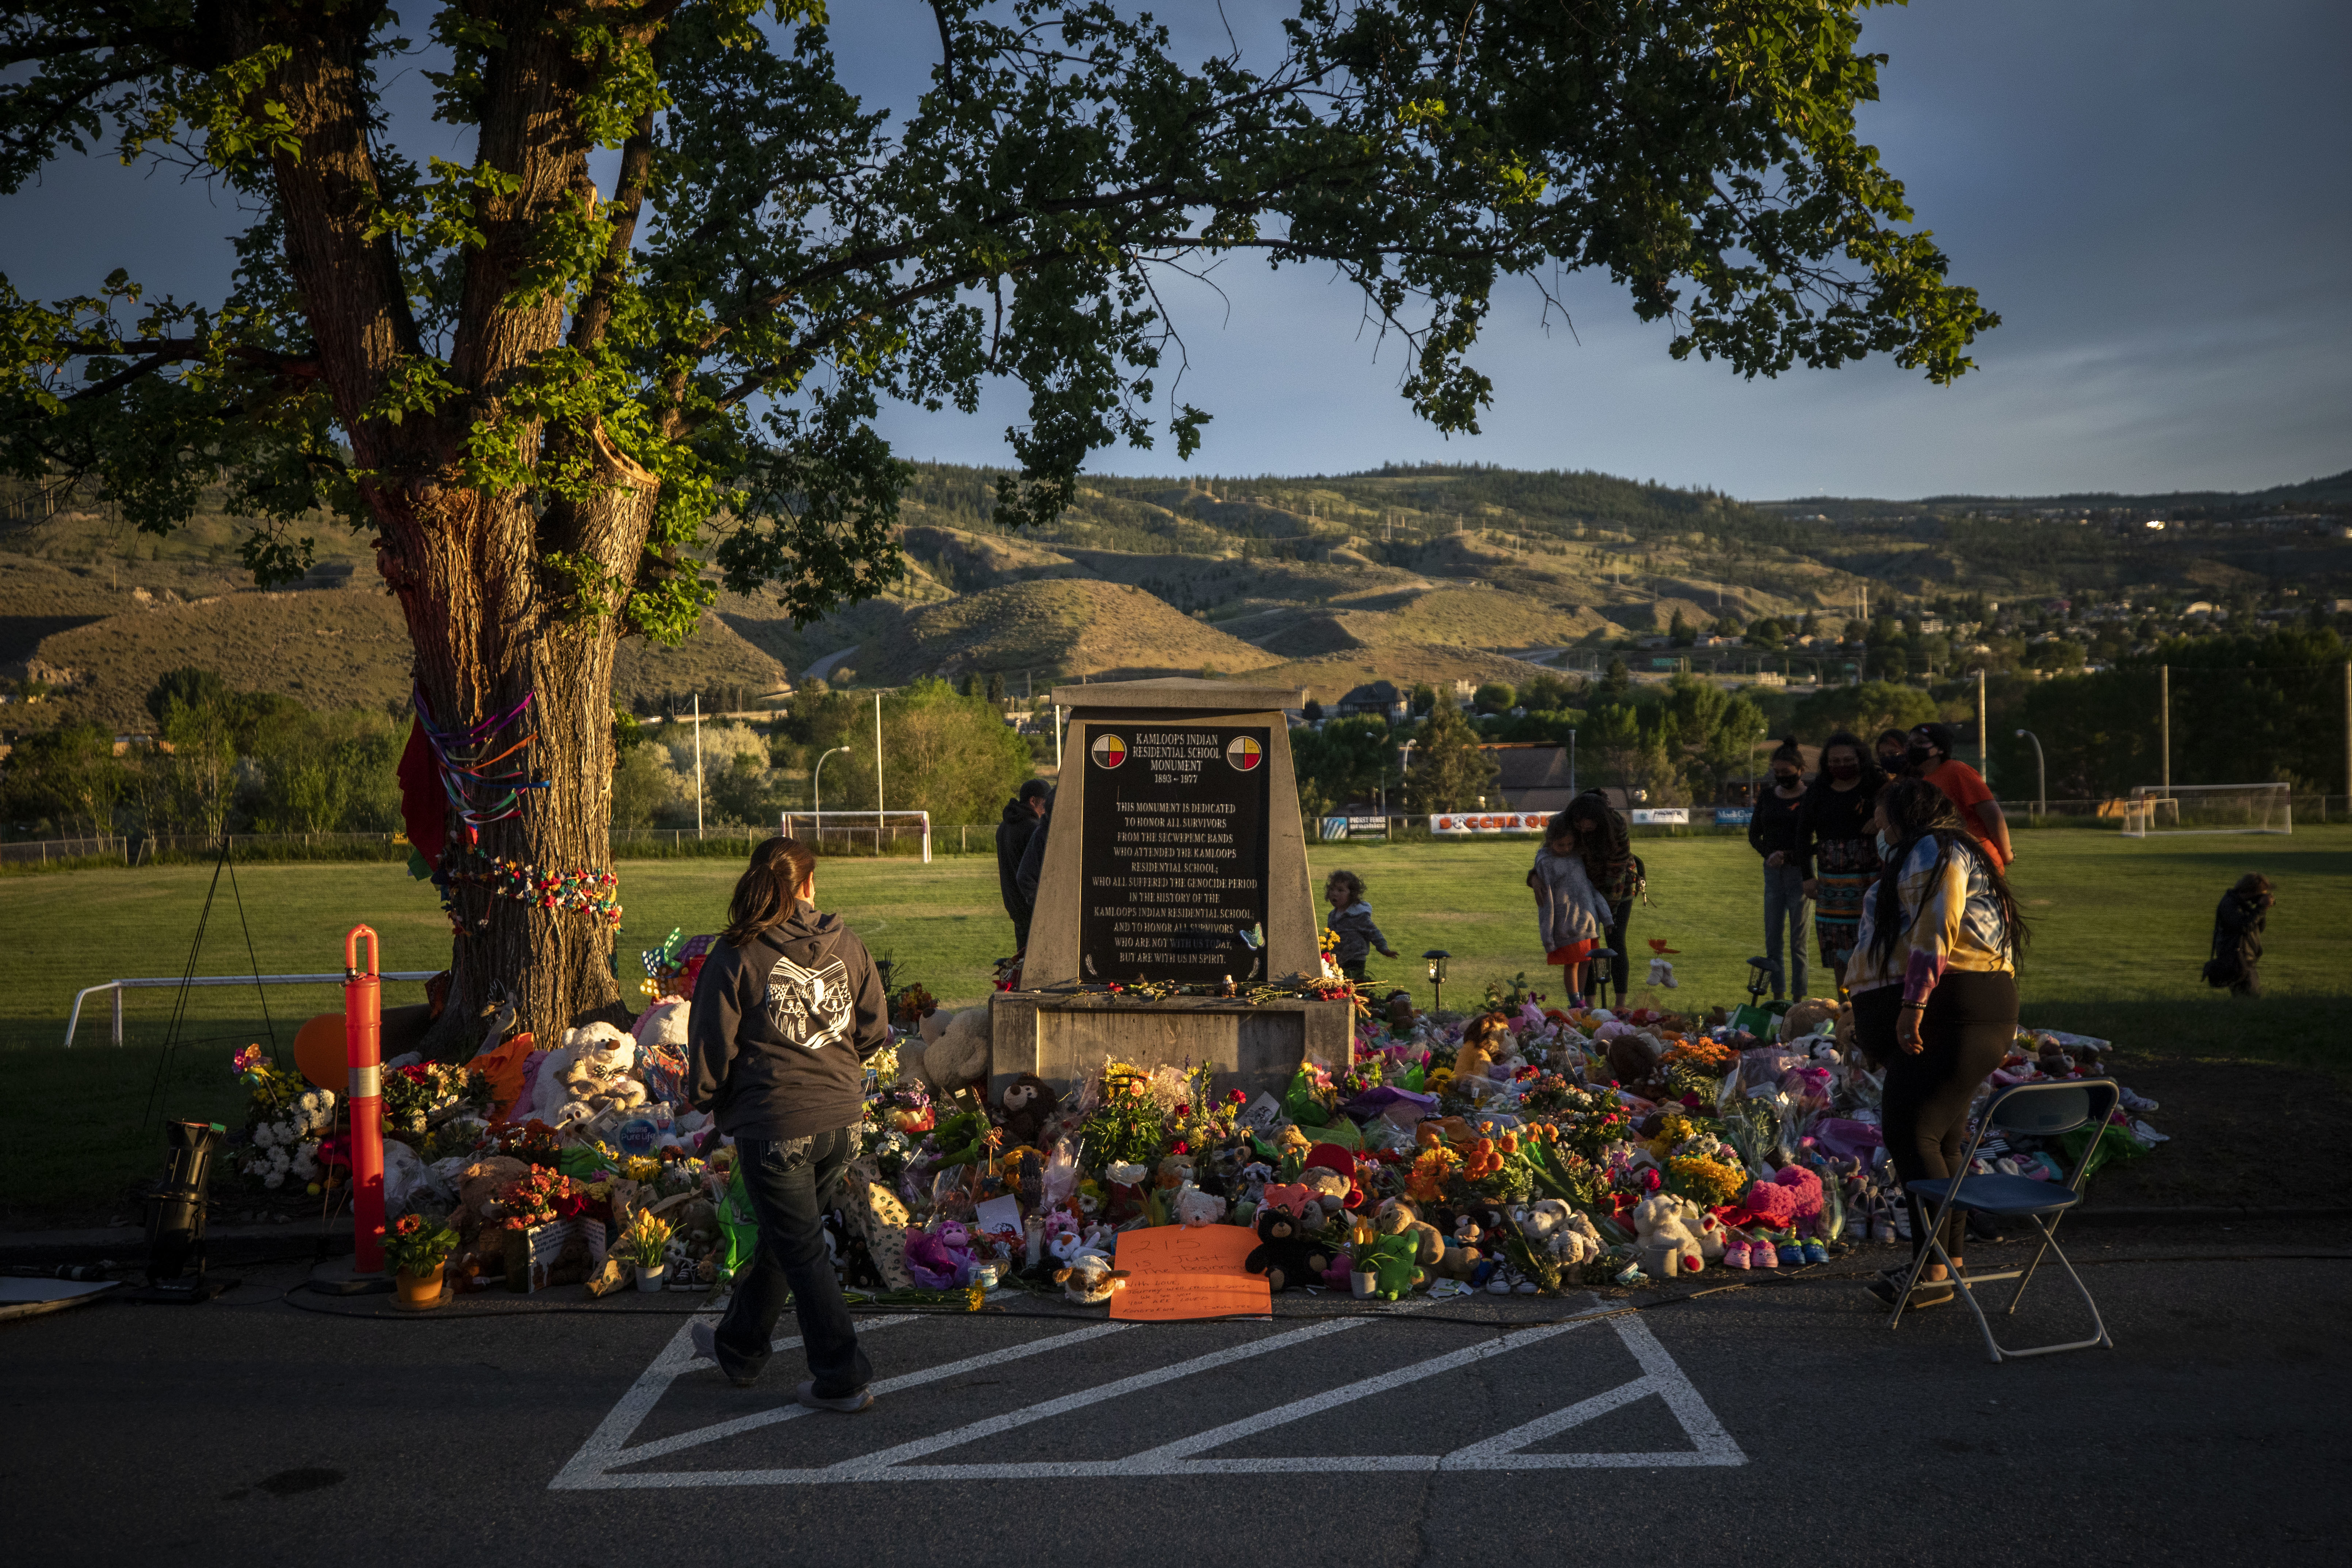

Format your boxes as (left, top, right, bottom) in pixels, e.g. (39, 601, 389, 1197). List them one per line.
(0, 0, 1992, 1044)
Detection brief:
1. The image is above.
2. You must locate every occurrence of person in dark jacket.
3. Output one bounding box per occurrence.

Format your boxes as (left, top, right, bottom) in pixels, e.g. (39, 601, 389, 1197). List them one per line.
(1015, 790, 1052, 907)
(685, 836, 890, 1409)
(1748, 735, 1809, 1000)
(996, 780, 1052, 951)
(2204, 873, 2273, 997)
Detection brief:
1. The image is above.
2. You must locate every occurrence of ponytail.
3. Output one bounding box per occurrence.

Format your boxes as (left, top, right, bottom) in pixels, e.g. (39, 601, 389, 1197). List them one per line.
(723, 836, 818, 947)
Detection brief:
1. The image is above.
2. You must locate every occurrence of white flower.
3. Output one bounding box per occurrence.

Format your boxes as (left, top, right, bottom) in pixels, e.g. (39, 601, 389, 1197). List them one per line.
(263, 1171, 286, 1190)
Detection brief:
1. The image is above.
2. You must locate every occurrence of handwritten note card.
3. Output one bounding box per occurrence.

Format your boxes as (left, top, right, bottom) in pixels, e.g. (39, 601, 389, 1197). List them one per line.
(1110, 1224, 1272, 1321)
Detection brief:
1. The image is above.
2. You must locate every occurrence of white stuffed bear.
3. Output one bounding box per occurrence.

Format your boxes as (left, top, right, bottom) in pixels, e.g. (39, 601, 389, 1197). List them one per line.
(1515, 1199, 1604, 1266)
(633, 997, 690, 1053)
(908, 1006, 990, 1094)
(540, 1022, 644, 1129)
(1632, 1191, 1706, 1278)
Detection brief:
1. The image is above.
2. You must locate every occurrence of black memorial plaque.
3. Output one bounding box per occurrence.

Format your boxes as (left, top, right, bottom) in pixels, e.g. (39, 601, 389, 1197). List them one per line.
(1077, 724, 1272, 983)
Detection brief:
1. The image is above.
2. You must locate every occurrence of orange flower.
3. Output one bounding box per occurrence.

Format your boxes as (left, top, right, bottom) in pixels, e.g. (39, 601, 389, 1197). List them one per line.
(1407, 1147, 1458, 1202)
(1497, 1132, 1520, 1155)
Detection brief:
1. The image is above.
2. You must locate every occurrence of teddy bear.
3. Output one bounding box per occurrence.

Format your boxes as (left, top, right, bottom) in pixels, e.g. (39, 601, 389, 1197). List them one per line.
(1515, 1199, 1604, 1266)
(442, 1155, 530, 1281)
(904, 1224, 974, 1289)
(907, 1006, 990, 1096)
(1373, 1197, 1447, 1269)
(1244, 1204, 1320, 1293)
(997, 1072, 1061, 1148)
(553, 1022, 646, 1129)
(1298, 1144, 1363, 1218)
(1632, 1190, 1706, 1278)
(1174, 1186, 1227, 1228)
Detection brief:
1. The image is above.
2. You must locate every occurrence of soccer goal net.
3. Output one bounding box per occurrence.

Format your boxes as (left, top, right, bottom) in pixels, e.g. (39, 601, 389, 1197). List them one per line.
(2119, 783, 2292, 838)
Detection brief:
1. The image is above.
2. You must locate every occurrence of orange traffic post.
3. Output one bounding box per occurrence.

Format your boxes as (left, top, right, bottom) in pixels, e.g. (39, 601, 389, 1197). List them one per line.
(344, 925, 385, 1276)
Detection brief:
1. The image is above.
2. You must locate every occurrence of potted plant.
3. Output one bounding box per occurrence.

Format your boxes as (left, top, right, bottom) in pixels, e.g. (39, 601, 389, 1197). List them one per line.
(619, 1211, 675, 1292)
(384, 1213, 460, 1308)
(1347, 1224, 1379, 1300)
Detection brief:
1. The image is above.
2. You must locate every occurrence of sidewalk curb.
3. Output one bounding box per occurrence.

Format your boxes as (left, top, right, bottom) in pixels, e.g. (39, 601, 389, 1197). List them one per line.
(0, 1219, 351, 1265)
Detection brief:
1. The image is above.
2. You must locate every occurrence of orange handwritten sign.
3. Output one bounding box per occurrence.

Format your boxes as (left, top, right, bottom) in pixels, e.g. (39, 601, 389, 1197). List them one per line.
(1110, 1224, 1271, 1321)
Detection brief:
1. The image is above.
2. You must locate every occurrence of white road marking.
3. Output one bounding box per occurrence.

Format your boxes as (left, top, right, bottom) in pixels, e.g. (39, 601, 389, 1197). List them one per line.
(552, 1301, 1744, 1488)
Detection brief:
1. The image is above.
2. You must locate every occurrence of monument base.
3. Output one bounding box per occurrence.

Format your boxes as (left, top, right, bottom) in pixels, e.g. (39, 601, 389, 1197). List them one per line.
(989, 991, 1355, 1104)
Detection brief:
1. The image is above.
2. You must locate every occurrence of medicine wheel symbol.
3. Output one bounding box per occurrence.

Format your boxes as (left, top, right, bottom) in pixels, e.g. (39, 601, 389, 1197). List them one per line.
(1225, 735, 1263, 772)
(1091, 732, 1127, 769)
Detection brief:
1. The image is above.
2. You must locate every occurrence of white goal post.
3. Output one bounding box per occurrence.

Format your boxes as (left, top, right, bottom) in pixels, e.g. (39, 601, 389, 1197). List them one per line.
(2119, 783, 2292, 838)
(779, 809, 932, 861)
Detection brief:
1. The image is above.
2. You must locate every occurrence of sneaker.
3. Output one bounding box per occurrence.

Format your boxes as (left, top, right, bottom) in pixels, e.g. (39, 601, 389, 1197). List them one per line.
(2119, 1088, 2159, 1113)
(797, 1380, 875, 1414)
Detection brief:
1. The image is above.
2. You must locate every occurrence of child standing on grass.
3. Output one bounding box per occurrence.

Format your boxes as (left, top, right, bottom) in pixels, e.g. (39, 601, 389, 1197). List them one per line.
(1529, 811, 1614, 1006)
(1324, 869, 1399, 983)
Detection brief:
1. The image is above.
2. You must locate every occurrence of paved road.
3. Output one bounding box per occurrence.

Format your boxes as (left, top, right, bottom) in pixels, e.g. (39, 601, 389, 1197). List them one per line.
(4, 1218, 2344, 1565)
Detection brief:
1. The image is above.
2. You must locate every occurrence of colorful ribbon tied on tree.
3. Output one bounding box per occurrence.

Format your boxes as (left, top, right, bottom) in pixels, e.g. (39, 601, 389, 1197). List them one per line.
(412, 686, 550, 848)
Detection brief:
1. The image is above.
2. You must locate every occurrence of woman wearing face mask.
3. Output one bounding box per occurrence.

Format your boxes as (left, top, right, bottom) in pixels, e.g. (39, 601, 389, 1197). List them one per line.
(1746, 735, 1810, 1001)
(1799, 730, 1884, 989)
(1874, 729, 1913, 780)
(1847, 778, 2028, 1309)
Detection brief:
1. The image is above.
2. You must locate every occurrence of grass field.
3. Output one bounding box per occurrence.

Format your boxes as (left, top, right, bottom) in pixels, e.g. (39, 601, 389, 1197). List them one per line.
(6, 827, 2348, 1220)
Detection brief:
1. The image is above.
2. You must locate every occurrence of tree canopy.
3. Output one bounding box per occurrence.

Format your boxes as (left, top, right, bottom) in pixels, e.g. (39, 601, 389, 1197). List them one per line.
(0, 0, 1994, 1033)
(4, 0, 1993, 610)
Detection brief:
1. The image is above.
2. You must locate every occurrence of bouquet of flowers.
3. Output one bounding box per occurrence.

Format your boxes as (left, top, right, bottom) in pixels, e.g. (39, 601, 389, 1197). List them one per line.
(617, 1211, 674, 1270)
(1546, 1083, 1637, 1161)
(494, 1167, 590, 1230)
(1078, 1063, 1169, 1170)
(381, 1062, 490, 1136)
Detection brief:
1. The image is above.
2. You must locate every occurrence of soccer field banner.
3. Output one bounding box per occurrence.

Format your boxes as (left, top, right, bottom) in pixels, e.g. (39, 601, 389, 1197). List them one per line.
(1631, 808, 1690, 826)
(1428, 812, 1547, 836)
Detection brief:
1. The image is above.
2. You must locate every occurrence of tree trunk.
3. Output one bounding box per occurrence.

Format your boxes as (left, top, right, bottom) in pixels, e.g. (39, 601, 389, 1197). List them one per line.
(393, 475, 657, 1054)
(243, 4, 665, 1053)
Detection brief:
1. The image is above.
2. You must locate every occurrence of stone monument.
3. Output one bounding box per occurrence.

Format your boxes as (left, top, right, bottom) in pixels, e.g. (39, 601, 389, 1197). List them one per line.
(989, 679, 1355, 1101)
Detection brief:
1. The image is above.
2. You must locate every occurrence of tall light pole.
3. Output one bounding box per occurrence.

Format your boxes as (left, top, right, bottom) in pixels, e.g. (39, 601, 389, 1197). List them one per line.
(873, 692, 885, 858)
(1398, 739, 1417, 823)
(2015, 728, 2047, 821)
(691, 692, 705, 838)
(812, 745, 850, 853)
(1568, 728, 1578, 797)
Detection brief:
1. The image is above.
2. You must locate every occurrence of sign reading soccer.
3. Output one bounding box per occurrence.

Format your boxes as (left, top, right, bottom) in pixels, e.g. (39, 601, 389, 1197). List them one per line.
(1427, 812, 1546, 836)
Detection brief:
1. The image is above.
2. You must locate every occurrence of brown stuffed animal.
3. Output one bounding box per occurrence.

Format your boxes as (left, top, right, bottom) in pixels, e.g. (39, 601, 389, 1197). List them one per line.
(1374, 1197, 1447, 1267)
(997, 1073, 1061, 1148)
(1780, 996, 1841, 1043)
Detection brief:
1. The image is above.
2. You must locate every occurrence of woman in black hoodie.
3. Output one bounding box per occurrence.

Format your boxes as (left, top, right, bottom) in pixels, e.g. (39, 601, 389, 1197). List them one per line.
(686, 836, 890, 1409)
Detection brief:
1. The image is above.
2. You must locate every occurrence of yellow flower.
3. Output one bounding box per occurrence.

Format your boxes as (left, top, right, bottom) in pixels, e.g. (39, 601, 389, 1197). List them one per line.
(964, 1286, 986, 1312)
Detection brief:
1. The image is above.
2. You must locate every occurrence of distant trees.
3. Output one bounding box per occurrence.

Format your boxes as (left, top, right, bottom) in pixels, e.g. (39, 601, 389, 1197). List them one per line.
(1292, 716, 1398, 820)
(1790, 681, 1946, 744)
(1405, 702, 1500, 812)
(1748, 617, 1787, 650)
(1472, 682, 1517, 714)
(0, 669, 402, 839)
(783, 680, 1033, 829)
(1669, 611, 1696, 645)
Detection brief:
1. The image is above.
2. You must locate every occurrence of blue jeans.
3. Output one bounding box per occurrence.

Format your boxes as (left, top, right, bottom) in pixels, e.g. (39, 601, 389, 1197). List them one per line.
(713, 1126, 871, 1396)
(1762, 863, 1810, 1000)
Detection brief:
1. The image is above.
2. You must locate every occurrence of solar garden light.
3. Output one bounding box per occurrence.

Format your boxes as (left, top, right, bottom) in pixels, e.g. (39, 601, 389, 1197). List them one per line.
(1423, 949, 1451, 1013)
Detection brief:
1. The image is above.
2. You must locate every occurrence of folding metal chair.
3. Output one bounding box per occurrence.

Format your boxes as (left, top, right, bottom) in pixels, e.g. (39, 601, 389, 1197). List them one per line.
(1887, 1078, 2119, 1363)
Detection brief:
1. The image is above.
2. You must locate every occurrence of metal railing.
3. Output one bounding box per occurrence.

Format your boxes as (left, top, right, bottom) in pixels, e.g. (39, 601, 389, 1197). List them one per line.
(63, 970, 440, 1048)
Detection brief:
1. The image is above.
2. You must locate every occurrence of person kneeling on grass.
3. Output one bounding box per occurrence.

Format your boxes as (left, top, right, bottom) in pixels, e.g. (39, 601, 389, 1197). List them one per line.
(685, 835, 890, 1411)
(1324, 869, 1399, 983)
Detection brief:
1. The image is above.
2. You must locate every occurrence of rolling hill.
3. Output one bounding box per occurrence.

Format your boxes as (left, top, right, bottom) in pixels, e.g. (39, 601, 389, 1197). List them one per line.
(3, 459, 2346, 731)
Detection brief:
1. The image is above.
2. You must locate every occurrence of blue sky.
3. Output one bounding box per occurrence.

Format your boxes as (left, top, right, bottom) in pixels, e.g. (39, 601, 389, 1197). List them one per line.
(5, 1, 2345, 500)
